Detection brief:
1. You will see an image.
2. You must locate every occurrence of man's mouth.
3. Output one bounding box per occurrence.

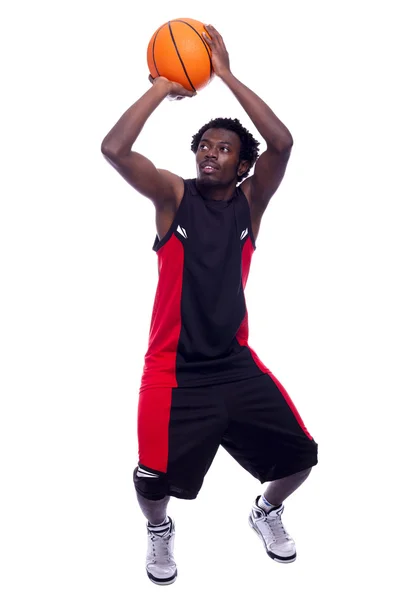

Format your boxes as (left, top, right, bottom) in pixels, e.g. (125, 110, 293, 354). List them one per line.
(201, 162, 219, 173)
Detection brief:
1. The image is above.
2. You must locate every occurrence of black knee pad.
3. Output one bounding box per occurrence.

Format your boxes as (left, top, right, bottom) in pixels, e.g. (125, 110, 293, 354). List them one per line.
(133, 466, 169, 501)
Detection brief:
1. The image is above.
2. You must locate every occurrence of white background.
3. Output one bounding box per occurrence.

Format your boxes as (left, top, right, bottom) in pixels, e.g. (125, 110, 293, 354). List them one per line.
(1, 0, 399, 598)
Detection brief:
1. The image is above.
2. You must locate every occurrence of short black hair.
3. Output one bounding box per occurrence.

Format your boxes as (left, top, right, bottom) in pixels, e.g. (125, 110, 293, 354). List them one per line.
(191, 117, 260, 182)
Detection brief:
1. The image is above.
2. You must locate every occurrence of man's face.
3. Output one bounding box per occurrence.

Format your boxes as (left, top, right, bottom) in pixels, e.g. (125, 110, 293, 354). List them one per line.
(196, 128, 246, 186)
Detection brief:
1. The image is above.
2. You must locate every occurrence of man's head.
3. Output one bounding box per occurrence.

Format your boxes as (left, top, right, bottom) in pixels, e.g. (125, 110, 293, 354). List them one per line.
(191, 117, 260, 186)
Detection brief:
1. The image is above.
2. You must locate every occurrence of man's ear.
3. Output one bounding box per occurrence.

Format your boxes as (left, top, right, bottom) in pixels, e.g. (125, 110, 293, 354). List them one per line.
(237, 160, 250, 177)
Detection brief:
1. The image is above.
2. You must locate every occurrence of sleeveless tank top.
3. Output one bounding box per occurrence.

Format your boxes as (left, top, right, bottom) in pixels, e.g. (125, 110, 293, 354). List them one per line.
(140, 178, 267, 389)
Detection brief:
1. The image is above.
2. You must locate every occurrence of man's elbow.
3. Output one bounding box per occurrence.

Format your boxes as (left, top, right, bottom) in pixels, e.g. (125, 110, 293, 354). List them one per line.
(101, 139, 116, 159)
(276, 134, 294, 154)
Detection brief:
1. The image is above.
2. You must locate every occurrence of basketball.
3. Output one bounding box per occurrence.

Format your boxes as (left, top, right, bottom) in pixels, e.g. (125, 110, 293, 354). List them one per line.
(147, 18, 213, 92)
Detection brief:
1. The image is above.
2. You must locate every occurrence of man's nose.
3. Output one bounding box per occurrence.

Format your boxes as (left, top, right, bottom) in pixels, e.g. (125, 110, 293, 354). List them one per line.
(206, 147, 218, 159)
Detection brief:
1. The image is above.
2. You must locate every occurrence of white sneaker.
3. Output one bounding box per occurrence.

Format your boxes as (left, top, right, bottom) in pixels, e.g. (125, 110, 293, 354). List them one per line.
(249, 496, 296, 563)
(146, 517, 177, 585)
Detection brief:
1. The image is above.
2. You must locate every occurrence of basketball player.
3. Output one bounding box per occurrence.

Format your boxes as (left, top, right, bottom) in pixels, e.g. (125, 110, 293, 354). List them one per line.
(101, 24, 318, 585)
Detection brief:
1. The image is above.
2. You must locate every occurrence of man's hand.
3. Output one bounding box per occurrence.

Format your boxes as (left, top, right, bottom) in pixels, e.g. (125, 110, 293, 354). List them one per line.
(203, 25, 231, 79)
(148, 75, 197, 101)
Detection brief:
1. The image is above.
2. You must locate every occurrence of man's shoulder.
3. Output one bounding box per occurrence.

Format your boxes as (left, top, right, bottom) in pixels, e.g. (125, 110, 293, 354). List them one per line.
(182, 178, 197, 194)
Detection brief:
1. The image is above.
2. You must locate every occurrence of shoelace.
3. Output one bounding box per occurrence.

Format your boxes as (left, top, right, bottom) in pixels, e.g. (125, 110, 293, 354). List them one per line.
(265, 513, 290, 543)
(149, 529, 173, 562)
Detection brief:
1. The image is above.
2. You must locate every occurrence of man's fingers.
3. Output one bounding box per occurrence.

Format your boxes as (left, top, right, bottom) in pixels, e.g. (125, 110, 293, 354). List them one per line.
(203, 25, 213, 40)
(205, 24, 220, 38)
(203, 32, 213, 47)
(203, 24, 224, 47)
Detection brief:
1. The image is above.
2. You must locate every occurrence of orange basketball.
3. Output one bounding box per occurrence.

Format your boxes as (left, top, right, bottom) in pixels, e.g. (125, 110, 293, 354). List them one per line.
(147, 18, 213, 92)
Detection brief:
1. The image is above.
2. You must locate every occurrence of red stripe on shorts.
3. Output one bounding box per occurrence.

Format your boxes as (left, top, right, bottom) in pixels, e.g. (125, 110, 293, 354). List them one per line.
(138, 387, 172, 472)
(263, 369, 313, 440)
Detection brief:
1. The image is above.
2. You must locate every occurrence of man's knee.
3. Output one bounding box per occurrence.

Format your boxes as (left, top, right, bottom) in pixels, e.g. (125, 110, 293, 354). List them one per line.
(291, 466, 313, 482)
(133, 466, 169, 501)
(301, 467, 313, 477)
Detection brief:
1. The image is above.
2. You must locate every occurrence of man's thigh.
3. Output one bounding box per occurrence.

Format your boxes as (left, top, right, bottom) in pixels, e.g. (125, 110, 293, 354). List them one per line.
(221, 373, 318, 482)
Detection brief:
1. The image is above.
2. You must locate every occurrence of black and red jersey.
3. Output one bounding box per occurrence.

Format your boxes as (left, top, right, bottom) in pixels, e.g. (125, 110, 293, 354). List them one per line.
(140, 178, 268, 390)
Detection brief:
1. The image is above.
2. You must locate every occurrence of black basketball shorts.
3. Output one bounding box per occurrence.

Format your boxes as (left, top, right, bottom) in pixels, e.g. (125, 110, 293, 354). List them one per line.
(134, 371, 318, 500)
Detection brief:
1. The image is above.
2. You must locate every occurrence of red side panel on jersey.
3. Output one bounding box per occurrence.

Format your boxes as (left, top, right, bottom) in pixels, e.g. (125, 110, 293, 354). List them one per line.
(236, 237, 268, 371)
(141, 234, 184, 389)
(240, 235, 254, 288)
(236, 237, 313, 440)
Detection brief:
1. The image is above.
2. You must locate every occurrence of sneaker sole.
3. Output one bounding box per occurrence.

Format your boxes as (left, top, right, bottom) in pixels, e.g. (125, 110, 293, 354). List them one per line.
(146, 569, 178, 586)
(248, 516, 297, 563)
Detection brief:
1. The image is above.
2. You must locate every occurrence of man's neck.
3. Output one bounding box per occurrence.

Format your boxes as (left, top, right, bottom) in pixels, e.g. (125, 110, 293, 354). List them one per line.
(195, 179, 238, 201)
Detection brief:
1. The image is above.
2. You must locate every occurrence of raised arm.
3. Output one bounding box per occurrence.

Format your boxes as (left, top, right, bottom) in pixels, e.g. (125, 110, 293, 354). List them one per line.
(204, 26, 293, 236)
(101, 77, 196, 211)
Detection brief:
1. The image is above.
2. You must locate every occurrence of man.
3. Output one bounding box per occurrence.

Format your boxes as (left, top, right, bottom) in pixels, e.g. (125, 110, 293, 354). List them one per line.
(101, 24, 318, 585)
